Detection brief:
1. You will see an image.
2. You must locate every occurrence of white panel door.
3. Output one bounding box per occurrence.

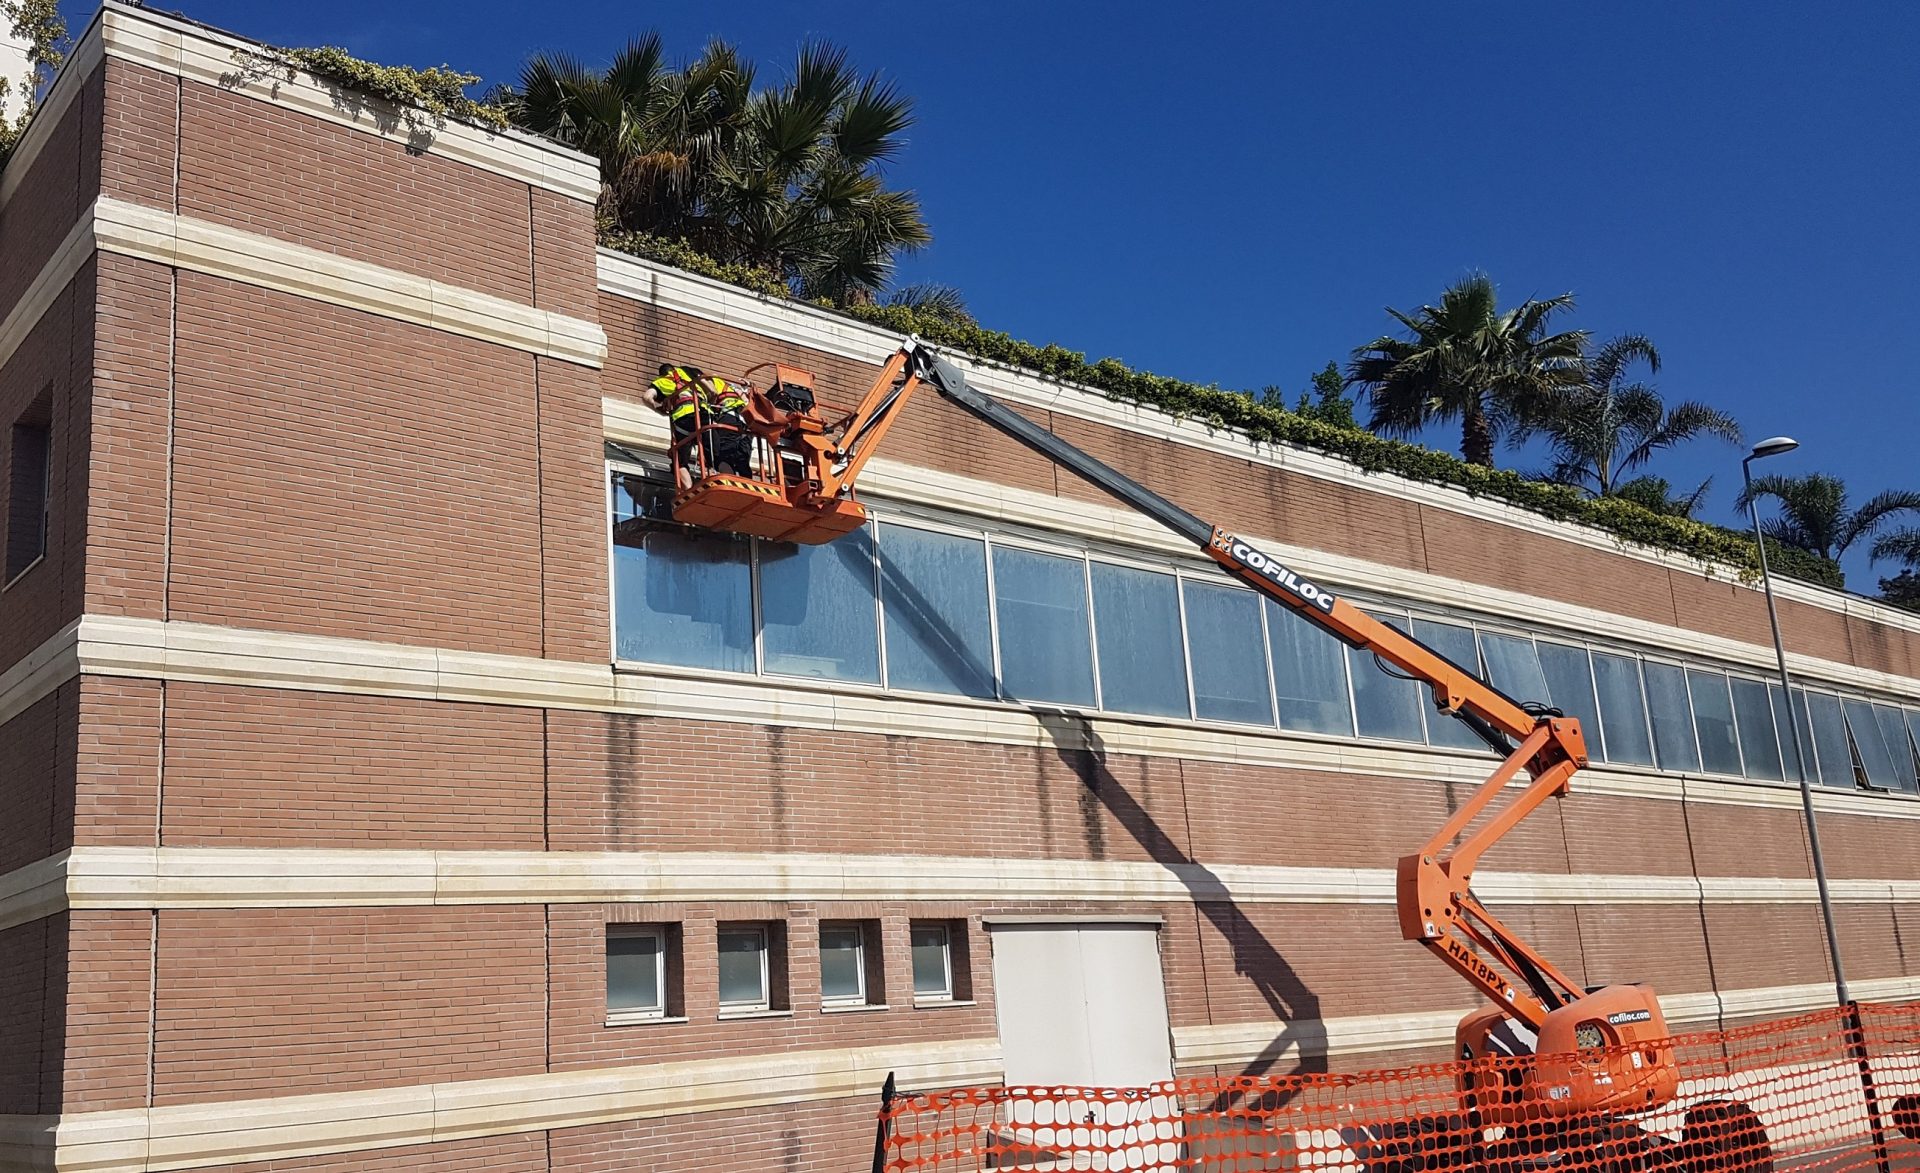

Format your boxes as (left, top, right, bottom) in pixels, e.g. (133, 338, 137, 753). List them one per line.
(989, 923, 1173, 1087)
(1078, 924, 1175, 1087)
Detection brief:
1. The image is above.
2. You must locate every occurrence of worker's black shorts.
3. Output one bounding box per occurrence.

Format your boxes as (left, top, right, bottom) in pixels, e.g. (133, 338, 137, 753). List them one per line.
(708, 428, 752, 475)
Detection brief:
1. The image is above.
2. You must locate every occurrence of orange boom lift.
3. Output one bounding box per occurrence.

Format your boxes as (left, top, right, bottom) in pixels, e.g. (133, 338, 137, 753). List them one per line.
(653, 340, 1749, 1152)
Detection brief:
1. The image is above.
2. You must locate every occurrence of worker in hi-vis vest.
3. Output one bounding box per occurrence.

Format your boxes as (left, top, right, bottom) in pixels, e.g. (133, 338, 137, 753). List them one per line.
(649, 363, 753, 488)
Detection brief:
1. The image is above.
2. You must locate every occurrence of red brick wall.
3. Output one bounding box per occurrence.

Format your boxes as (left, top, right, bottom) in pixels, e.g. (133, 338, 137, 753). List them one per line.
(0, 687, 68, 872)
(0, 917, 57, 1114)
(0, 65, 99, 313)
(150, 906, 547, 1104)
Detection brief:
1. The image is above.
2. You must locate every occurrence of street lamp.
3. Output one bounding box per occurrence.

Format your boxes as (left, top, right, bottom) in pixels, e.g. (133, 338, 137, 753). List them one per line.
(1741, 436, 1850, 1007)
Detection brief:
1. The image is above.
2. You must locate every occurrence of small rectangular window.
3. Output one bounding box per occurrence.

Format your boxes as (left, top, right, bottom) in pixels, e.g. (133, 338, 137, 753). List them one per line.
(910, 921, 955, 1000)
(607, 925, 678, 1022)
(717, 923, 773, 1011)
(992, 546, 1096, 706)
(1090, 562, 1189, 718)
(1267, 598, 1353, 737)
(1643, 662, 1700, 772)
(819, 921, 878, 1007)
(1184, 580, 1274, 725)
(6, 407, 51, 584)
(1592, 653, 1655, 767)
(759, 529, 881, 683)
(1349, 611, 1424, 743)
(1729, 678, 1785, 781)
(1687, 669, 1743, 776)
(878, 524, 995, 698)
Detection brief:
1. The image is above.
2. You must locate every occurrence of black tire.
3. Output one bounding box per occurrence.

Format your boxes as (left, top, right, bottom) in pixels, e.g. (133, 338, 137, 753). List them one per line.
(1353, 1113, 1475, 1173)
(1681, 1099, 1773, 1173)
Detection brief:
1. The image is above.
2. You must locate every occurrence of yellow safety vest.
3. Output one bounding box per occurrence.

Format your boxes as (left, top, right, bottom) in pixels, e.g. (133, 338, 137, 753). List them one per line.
(652, 368, 701, 421)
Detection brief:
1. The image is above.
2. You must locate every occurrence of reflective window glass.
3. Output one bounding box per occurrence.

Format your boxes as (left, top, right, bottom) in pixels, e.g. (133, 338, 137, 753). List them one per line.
(1871, 704, 1918, 793)
(991, 547, 1095, 706)
(1844, 700, 1902, 792)
(1804, 691, 1855, 789)
(1729, 678, 1784, 781)
(819, 924, 865, 1004)
(1185, 582, 1274, 725)
(1481, 633, 1551, 703)
(1592, 653, 1655, 767)
(1266, 598, 1353, 736)
(878, 524, 995, 698)
(613, 527, 753, 672)
(1687, 670, 1743, 776)
(1772, 685, 1812, 782)
(911, 923, 953, 998)
(606, 930, 663, 1015)
(1090, 563, 1189, 718)
(1643, 662, 1700, 772)
(759, 530, 880, 683)
(1349, 611, 1425, 743)
(1413, 619, 1486, 751)
(717, 926, 769, 1008)
(1537, 642, 1602, 756)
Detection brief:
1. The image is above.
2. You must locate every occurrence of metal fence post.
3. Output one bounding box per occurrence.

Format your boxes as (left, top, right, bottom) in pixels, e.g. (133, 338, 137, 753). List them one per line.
(1846, 1002, 1894, 1173)
(871, 1071, 898, 1173)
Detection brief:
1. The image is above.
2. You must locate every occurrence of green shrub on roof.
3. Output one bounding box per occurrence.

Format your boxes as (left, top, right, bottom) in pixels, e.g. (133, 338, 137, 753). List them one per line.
(601, 230, 1841, 591)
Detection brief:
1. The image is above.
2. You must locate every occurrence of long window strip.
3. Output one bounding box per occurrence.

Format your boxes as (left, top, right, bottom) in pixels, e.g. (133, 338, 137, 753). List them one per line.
(606, 469, 1920, 797)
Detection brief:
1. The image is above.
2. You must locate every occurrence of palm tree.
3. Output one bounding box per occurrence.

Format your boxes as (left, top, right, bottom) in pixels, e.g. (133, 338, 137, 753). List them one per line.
(885, 282, 974, 326)
(1524, 335, 1742, 496)
(1735, 473, 1920, 562)
(509, 35, 748, 240)
(1872, 528, 1920, 570)
(508, 37, 928, 305)
(699, 43, 928, 302)
(1347, 273, 1588, 467)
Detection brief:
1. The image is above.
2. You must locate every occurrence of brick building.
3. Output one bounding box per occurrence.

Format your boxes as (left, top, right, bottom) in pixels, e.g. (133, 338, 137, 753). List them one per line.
(5, 5, 1920, 1170)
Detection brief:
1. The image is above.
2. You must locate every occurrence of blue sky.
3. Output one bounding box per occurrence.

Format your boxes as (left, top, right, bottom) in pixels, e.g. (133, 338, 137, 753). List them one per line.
(72, 2, 1920, 589)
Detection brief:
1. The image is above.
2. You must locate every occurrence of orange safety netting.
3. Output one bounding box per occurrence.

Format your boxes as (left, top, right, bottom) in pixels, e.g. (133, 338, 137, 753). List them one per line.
(875, 1000, 1920, 1173)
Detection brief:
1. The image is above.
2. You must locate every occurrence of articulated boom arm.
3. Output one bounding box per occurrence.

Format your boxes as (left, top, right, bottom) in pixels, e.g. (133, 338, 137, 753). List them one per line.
(909, 344, 1591, 1031)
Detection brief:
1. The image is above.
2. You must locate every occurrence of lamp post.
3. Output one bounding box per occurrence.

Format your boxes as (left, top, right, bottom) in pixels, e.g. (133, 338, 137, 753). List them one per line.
(1741, 436, 1850, 1007)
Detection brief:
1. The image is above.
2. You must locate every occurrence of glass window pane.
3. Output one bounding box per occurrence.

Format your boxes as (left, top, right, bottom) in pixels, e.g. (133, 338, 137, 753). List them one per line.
(1185, 582, 1274, 725)
(1537, 642, 1602, 756)
(1687, 670, 1743, 776)
(759, 530, 880, 683)
(1773, 685, 1812, 782)
(1267, 599, 1353, 736)
(1481, 633, 1550, 703)
(607, 932, 662, 1013)
(1845, 700, 1901, 792)
(613, 528, 753, 671)
(878, 524, 995, 698)
(911, 924, 951, 997)
(1730, 678, 1784, 781)
(1349, 611, 1424, 743)
(1907, 709, 1920, 787)
(1592, 654, 1655, 767)
(1872, 704, 1918, 793)
(1643, 663, 1700, 772)
(991, 547, 1095, 706)
(819, 925, 864, 1002)
(1091, 563, 1189, 718)
(717, 927, 767, 1006)
(1805, 692, 1855, 789)
(1412, 619, 1485, 751)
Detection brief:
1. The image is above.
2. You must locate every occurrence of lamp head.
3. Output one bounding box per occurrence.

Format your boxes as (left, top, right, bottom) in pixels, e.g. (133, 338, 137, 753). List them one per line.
(1748, 436, 1800, 462)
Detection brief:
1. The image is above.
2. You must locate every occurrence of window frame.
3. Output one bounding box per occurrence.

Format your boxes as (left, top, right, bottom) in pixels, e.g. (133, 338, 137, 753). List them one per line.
(3, 412, 50, 589)
(605, 924, 673, 1025)
(909, 921, 955, 1002)
(604, 459, 1920, 805)
(818, 920, 870, 1008)
(716, 923, 773, 1012)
